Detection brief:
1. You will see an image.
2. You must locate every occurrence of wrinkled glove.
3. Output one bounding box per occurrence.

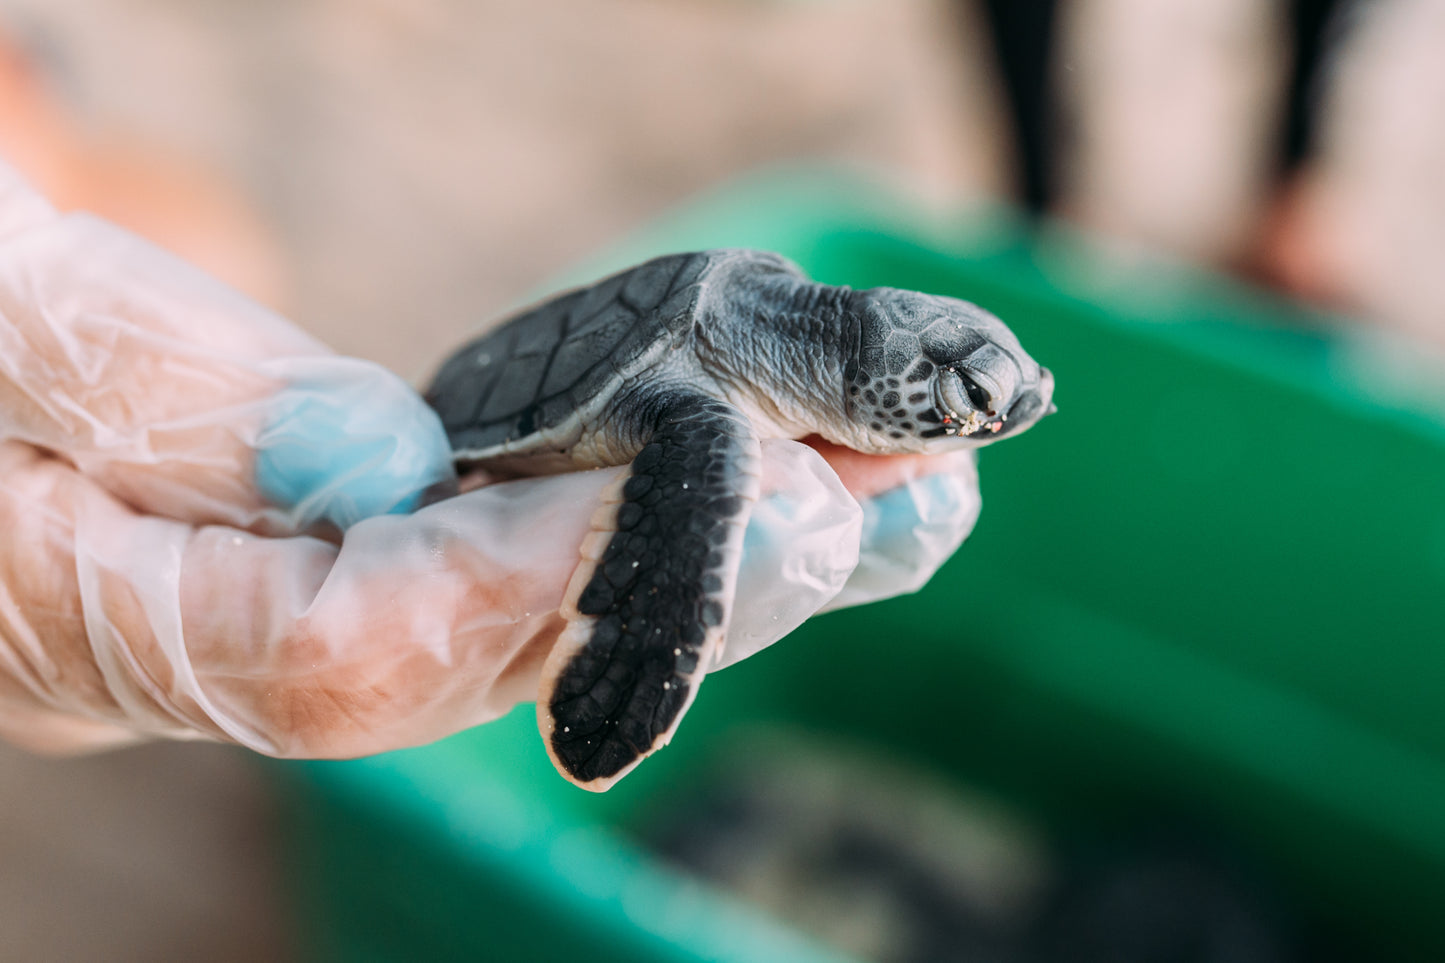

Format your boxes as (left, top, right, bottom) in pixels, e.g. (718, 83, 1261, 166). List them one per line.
(0, 162, 980, 759)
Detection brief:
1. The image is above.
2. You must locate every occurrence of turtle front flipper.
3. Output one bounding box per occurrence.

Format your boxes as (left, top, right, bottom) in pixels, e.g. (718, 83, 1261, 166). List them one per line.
(539, 394, 761, 791)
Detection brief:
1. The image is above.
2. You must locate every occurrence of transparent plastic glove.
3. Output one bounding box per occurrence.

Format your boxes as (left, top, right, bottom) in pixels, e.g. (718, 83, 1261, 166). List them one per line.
(0, 168, 453, 536)
(0, 162, 981, 758)
(718, 443, 979, 669)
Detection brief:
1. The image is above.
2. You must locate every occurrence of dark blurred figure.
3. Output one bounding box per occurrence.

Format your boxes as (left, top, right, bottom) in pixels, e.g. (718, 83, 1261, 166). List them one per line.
(976, 0, 1061, 211)
(973, 0, 1445, 347)
(976, 0, 1348, 213)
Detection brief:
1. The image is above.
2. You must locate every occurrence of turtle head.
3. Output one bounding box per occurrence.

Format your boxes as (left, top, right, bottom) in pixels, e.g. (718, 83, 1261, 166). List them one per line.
(840, 288, 1054, 452)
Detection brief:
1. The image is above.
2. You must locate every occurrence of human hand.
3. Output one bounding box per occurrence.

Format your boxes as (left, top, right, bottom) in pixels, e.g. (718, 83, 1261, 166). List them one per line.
(719, 440, 979, 670)
(0, 162, 980, 760)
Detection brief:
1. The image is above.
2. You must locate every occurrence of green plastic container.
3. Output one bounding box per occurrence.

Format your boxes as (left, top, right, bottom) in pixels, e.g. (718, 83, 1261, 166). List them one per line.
(275, 169, 1445, 962)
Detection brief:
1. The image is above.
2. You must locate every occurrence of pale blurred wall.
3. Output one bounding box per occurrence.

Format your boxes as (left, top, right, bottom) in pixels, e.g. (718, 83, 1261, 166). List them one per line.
(8, 0, 1010, 378)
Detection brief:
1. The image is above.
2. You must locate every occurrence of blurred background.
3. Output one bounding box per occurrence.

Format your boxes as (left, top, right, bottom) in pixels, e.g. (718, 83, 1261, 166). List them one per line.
(1, 0, 1443, 960)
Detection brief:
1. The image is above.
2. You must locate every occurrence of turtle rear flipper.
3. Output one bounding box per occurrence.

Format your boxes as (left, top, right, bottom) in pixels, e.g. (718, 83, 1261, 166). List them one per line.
(538, 394, 761, 791)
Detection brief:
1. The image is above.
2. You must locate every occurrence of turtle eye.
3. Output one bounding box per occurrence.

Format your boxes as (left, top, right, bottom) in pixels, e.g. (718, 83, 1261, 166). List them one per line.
(958, 371, 994, 412)
(941, 368, 996, 415)
(940, 368, 989, 416)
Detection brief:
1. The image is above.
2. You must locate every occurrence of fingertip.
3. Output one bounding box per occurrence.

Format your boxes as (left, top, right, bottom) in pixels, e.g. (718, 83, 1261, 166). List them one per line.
(255, 358, 456, 530)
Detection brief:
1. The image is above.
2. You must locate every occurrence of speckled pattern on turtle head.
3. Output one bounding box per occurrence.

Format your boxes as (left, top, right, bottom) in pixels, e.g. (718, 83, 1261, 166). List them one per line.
(426, 249, 1054, 791)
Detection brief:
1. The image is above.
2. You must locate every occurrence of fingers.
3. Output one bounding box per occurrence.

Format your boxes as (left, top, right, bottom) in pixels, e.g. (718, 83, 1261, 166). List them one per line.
(171, 471, 608, 756)
(801, 438, 982, 614)
(251, 356, 455, 531)
(0, 435, 616, 757)
(0, 165, 453, 533)
(0, 184, 318, 524)
(716, 439, 863, 669)
(0, 442, 145, 750)
(0, 194, 323, 446)
(802, 435, 965, 500)
(0, 434, 884, 756)
(719, 440, 982, 666)
(823, 447, 980, 612)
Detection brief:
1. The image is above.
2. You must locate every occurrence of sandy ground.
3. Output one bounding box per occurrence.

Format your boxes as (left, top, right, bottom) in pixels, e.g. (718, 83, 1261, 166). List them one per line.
(0, 0, 1005, 958)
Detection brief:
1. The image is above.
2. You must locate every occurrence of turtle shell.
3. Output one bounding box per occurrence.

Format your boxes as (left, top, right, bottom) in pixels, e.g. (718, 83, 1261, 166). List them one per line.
(426, 252, 710, 458)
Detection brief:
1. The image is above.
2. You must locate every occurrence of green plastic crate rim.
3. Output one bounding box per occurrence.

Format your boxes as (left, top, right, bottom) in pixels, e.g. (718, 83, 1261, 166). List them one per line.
(274, 166, 1445, 963)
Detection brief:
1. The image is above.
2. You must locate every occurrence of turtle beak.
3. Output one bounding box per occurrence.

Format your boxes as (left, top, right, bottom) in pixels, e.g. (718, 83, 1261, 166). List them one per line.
(995, 366, 1055, 435)
(1037, 367, 1056, 417)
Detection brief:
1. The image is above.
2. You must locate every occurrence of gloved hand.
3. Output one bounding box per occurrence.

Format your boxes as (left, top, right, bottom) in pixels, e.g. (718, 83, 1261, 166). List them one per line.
(0, 162, 980, 760)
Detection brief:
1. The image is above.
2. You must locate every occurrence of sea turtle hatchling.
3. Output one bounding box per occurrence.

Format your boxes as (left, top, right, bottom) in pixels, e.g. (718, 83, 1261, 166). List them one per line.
(425, 250, 1055, 791)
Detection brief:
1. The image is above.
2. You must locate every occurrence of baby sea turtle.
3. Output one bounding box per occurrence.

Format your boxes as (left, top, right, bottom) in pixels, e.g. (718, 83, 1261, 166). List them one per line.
(426, 250, 1054, 791)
